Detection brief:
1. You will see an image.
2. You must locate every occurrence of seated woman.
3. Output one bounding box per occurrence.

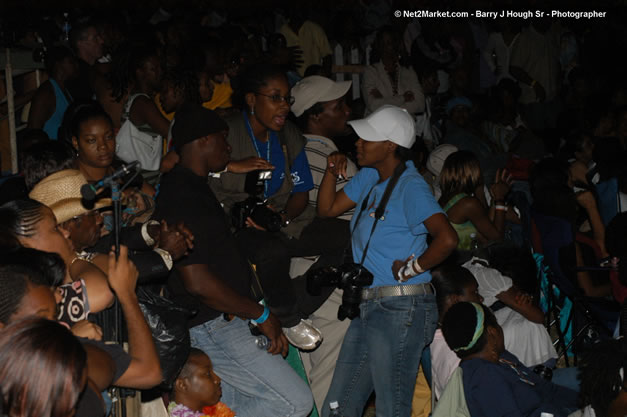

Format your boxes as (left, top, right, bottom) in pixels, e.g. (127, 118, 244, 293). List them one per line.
(168, 348, 235, 417)
(429, 264, 483, 400)
(531, 158, 611, 297)
(101, 44, 170, 182)
(0, 198, 114, 313)
(463, 247, 557, 367)
(438, 150, 513, 250)
(0, 318, 87, 417)
(0, 245, 162, 416)
(441, 302, 579, 417)
(65, 102, 156, 226)
(559, 130, 598, 189)
(0, 246, 100, 339)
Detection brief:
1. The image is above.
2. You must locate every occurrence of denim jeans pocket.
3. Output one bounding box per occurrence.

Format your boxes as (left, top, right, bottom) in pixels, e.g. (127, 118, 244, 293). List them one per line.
(376, 295, 416, 313)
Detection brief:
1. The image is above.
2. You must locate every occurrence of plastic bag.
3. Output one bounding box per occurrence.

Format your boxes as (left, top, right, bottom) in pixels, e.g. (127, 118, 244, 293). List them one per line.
(137, 286, 196, 390)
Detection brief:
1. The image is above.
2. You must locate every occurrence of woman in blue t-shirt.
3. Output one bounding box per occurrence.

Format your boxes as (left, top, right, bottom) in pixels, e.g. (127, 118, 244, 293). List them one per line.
(317, 105, 458, 417)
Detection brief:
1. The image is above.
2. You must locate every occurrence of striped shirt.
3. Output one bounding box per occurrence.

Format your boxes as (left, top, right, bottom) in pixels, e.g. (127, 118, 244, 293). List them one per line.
(304, 134, 357, 221)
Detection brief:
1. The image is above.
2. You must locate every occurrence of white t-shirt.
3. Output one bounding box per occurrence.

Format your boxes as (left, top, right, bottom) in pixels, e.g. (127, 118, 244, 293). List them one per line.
(430, 328, 460, 400)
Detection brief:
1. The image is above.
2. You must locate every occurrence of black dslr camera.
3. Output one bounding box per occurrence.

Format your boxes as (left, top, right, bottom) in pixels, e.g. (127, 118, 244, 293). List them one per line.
(307, 263, 373, 320)
(231, 170, 283, 232)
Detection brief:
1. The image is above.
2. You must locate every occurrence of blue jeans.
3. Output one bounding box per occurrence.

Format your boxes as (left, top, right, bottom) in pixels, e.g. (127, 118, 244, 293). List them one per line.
(322, 294, 438, 417)
(190, 317, 313, 417)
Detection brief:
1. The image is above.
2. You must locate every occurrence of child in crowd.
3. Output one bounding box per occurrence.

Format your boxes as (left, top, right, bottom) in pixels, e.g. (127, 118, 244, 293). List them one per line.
(169, 348, 235, 417)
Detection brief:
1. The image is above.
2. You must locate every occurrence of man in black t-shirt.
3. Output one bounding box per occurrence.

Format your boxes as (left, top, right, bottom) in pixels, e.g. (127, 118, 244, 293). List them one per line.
(153, 104, 313, 417)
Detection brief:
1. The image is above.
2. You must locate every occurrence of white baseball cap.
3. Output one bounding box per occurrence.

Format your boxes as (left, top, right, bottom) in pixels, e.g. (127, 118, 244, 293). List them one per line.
(290, 76, 352, 117)
(427, 144, 458, 176)
(347, 105, 416, 148)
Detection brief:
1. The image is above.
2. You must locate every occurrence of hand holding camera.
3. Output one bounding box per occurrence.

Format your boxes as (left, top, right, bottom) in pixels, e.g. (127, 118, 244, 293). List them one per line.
(231, 169, 284, 232)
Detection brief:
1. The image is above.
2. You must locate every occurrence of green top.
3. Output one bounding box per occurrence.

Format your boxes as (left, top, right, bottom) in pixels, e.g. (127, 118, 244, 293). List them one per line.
(443, 193, 478, 250)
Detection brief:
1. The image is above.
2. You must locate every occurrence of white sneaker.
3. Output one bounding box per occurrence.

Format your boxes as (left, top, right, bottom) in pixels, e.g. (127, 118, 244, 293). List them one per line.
(283, 319, 323, 351)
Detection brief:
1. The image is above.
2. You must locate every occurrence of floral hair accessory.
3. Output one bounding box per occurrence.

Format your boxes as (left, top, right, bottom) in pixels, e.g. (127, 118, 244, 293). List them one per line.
(168, 402, 235, 417)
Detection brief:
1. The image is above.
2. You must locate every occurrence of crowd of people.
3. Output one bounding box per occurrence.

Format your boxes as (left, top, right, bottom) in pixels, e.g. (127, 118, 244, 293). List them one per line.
(1, 1, 627, 417)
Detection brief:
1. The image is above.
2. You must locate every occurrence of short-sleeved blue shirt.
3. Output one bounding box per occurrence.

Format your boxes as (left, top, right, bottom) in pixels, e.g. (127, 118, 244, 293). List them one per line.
(244, 112, 314, 198)
(343, 160, 443, 287)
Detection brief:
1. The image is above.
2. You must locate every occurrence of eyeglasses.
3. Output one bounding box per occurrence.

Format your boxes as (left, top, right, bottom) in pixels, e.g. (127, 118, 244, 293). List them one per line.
(255, 93, 295, 105)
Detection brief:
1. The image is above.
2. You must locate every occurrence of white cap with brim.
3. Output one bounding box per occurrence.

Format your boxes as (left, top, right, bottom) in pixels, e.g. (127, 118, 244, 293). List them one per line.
(347, 105, 416, 149)
(291, 76, 352, 117)
(427, 144, 458, 177)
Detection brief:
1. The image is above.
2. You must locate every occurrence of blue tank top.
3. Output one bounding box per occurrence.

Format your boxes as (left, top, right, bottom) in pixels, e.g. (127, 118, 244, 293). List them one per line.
(43, 79, 71, 140)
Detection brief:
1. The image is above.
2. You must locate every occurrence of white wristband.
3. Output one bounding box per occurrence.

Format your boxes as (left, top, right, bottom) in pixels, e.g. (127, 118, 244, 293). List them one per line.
(412, 258, 425, 274)
(154, 248, 173, 270)
(397, 257, 424, 282)
(495, 204, 508, 212)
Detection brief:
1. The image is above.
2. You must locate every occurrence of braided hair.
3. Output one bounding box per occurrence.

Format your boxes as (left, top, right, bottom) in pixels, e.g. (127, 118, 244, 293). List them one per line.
(579, 338, 627, 416)
(0, 200, 45, 241)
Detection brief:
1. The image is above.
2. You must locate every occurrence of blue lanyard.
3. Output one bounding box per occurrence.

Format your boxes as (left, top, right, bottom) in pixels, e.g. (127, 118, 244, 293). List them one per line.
(243, 112, 271, 197)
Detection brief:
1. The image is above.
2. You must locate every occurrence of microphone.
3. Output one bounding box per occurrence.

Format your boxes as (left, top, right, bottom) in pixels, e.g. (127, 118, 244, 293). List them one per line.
(81, 161, 141, 201)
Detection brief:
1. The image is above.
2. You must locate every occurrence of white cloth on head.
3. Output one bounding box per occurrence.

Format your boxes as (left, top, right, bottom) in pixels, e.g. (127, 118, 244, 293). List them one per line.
(463, 257, 557, 367)
(463, 258, 512, 307)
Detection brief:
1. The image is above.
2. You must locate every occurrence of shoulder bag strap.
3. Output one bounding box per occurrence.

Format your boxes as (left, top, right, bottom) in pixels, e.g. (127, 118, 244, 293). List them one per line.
(122, 93, 150, 123)
(352, 162, 407, 266)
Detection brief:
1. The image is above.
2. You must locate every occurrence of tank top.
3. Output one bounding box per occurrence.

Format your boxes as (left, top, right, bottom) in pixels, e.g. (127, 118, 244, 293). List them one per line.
(44, 79, 71, 140)
(443, 193, 478, 250)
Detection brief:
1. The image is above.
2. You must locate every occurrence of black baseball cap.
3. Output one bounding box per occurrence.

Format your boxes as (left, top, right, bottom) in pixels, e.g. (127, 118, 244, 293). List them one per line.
(171, 103, 228, 151)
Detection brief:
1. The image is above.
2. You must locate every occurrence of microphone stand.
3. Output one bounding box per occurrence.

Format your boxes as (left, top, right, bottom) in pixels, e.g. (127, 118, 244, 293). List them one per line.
(100, 171, 139, 417)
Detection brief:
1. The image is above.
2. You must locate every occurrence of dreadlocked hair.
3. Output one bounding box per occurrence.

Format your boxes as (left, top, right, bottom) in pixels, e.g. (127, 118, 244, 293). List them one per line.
(0, 265, 39, 324)
(107, 44, 160, 102)
(162, 69, 202, 105)
(0, 200, 45, 240)
(579, 338, 627, 416)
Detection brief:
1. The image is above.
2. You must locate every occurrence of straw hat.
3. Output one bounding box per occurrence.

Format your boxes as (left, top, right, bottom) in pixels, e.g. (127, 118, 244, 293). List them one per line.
(29, 169, 112, 224)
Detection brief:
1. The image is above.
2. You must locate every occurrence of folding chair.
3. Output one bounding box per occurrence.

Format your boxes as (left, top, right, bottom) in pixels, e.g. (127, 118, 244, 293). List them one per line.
(531, 211, 619, 365)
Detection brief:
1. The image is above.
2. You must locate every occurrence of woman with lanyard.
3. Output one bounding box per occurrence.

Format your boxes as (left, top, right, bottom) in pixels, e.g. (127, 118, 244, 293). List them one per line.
(317, 105, 458, 417)
(208, 64, 329, 350)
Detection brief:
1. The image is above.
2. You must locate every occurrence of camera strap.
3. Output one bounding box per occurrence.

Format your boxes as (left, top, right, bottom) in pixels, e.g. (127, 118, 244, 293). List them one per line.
(353, 161, 407, 266)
